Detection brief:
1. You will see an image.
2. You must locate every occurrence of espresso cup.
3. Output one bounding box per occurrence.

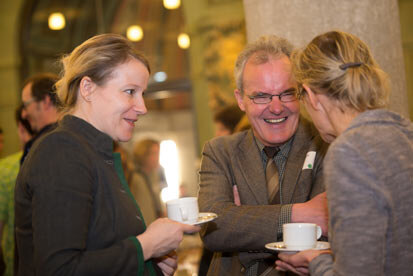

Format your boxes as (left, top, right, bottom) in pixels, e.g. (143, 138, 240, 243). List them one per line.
(166, 197, 199, 224)
(283, 223, 322, 250)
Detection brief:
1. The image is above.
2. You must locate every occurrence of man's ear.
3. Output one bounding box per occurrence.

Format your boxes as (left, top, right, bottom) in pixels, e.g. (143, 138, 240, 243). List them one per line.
(302, 84, 321, 111)
(42, 94, 52, 108)
(234, 89, 246, 111)
(79, 76, 96, 102)
(40, 94, 56, 111)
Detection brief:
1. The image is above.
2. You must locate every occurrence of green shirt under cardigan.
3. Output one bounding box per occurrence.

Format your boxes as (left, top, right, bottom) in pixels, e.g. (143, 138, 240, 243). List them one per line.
(15, 115, 161, 276)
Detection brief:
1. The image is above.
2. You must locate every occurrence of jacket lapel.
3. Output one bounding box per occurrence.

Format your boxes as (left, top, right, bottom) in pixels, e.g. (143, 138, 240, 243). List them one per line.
(234, 130, 269, 205)
(282, 118, 314, 204)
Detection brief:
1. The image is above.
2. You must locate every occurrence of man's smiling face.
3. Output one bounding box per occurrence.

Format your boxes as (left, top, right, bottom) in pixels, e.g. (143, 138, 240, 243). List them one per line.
(235, 54, 300, 146)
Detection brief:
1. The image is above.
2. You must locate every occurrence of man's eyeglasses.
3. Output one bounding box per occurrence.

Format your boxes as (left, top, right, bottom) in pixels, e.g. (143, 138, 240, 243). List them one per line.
(247, 89, 297, 104)
(22, 98, 36, 109)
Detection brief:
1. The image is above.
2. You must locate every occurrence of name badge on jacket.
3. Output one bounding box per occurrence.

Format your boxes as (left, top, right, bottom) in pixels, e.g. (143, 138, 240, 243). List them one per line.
(302, 151, 316, 170)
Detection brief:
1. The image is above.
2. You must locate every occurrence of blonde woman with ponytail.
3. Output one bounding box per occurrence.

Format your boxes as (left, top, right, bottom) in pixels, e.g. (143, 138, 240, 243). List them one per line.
(276, 30, 413, 276)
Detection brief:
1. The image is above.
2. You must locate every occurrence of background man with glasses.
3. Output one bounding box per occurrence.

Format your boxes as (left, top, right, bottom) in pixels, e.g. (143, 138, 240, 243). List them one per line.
(198, 35, 328, 276)
(20, 73, 59, 164)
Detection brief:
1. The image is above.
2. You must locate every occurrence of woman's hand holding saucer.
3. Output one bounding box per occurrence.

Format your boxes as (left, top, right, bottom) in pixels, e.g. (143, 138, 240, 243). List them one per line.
(155, 251, 178, 276)
(275, 249, 331, 275)
(137, 218, 200, 260)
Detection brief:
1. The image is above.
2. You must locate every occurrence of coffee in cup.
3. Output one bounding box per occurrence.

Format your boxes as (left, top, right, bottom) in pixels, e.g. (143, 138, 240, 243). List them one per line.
(282, 223, 322, 250)
(166, 197, 199, 224)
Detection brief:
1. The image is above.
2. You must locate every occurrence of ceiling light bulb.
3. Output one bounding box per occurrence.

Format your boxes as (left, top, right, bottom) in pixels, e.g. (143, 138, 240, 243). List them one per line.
(48, 12, 66, 30)
(177, 33, 190, 49)
(163, 0, 181, 10)
(127, 25, 143, 41)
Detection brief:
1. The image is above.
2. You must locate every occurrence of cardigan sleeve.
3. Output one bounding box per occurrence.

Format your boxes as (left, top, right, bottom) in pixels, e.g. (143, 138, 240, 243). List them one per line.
(316, 140, 388, 276)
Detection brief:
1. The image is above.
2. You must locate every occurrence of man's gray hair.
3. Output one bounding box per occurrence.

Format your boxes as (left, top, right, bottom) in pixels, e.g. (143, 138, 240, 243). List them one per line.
(234, 35, 294, 92)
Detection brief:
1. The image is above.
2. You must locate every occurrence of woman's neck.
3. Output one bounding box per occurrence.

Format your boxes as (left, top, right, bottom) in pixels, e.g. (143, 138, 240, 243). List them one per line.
(329, 107, 360, 136)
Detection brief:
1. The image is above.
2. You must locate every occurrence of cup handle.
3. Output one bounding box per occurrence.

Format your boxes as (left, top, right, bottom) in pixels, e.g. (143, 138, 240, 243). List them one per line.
(316, 225, 322, 239)
(180, 207, 188, 221)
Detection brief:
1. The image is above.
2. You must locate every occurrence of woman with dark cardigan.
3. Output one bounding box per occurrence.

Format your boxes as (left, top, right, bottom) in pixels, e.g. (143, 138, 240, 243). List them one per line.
(15, 33, 199, 276)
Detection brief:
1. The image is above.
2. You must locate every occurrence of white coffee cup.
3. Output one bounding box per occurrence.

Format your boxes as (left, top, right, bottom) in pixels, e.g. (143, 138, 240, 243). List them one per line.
(283, 223, 322, 250)
(166, 197, 199, 224)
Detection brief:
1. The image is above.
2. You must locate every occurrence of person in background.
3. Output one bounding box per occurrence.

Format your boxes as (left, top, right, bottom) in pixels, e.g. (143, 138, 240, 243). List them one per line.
(15, 33, 199, 276)
(0, 105, 34, 276)
(130, 139, 167, 225)
(198, 35, 329, 276)
(213, 104, 245, 137)
(276, 30, 413, 276)
(20, 73, 59, 164)
(233, 114, 251, 133)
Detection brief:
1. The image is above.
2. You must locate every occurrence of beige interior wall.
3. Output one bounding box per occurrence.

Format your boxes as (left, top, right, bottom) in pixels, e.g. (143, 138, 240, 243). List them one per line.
(400, 0, 413, 120)
(0, 0, 24, 158)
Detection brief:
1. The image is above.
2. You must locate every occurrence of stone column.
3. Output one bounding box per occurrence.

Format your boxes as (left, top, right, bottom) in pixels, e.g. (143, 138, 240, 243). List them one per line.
(243, 0, 409, 118)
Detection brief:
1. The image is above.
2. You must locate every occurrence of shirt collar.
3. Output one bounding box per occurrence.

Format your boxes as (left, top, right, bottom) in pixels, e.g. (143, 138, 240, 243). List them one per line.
(59, 115, 114, 158)
(254, 134, 294, 161)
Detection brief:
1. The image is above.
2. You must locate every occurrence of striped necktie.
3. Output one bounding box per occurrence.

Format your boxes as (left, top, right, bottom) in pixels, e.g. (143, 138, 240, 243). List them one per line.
(263, 146, 280, 201)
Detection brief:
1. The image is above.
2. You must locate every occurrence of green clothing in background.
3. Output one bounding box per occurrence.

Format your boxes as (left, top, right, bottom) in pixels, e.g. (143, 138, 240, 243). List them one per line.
(0, 151, 22, 276)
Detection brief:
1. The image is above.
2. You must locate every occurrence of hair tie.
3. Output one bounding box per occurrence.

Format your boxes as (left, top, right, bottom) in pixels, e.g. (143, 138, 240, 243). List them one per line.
(339, 62, 363, 70)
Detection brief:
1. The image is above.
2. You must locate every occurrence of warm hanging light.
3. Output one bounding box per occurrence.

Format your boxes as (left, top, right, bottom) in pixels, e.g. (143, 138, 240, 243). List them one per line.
(126, 25, 143, 41)
(177, 33, 190, 49)
(160, 140, 180, 202)
(163, 0, 181, 10)
(48, 12, 66, 30)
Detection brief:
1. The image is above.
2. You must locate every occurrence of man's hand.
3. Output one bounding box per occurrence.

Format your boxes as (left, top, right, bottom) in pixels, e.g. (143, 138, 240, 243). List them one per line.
(291, 192, 328, 235)
(275, 250, 330, 275)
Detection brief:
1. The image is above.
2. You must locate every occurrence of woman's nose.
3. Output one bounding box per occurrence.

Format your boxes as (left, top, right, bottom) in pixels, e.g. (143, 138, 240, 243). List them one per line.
(133, 96, 147, 115)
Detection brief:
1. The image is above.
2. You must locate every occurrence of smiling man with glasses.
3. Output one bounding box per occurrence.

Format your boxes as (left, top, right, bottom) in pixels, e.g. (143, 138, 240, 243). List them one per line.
(198, 35, 329, 276)
(247, 89, 297, 104)
(20, 73, 60, 164)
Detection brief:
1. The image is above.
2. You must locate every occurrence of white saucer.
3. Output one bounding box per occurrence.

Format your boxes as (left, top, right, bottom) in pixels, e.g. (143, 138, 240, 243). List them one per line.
(185, 212, 218, 225)
(265, 241, 330, 253)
